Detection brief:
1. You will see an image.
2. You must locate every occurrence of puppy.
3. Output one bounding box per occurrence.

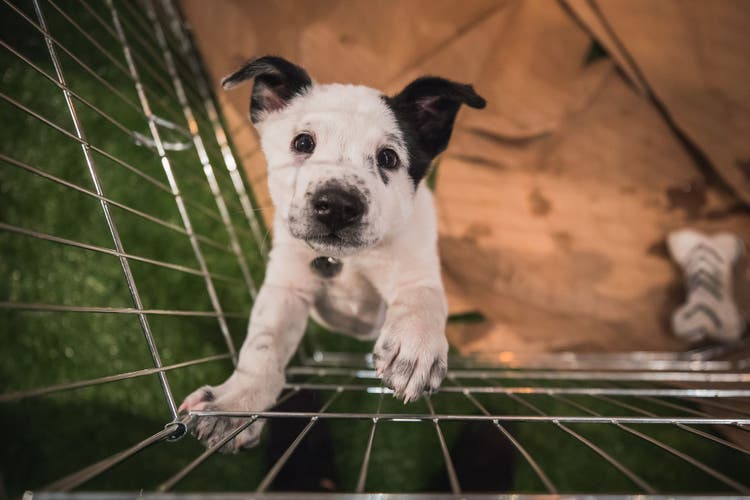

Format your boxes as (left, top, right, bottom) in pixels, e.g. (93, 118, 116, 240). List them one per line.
(179, 56, 485, 451)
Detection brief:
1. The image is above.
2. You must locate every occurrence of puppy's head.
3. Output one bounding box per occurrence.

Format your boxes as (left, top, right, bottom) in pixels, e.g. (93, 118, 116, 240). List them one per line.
(223, 56, 485, 257)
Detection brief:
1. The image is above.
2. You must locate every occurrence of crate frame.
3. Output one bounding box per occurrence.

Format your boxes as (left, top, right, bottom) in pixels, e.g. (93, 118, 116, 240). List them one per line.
(1, 0, 748, 497)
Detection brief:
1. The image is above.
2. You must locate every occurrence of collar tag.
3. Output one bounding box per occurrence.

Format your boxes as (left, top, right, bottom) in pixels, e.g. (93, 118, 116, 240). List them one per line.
(311, 256, 342, 278)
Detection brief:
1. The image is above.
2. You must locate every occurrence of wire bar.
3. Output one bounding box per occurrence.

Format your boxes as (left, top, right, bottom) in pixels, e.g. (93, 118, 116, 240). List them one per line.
(45, 423, 184, 492)
(50, 0, 188, 126)
(118, 1, 192, 86)
(683, 397, 750, 418)
(1, 0, 182, 126)
(641, 396, 749, 435)
(275, 382, 750, 398)
(558, 422, 656, 493)
(549, 394, 749, 493)
(157, 388, 303, 492)
(99, 4, 183, 110)
(0, 89, 163, 190)
(113, 0, 209, 123)
(590, 394, 750, 455)
(601, 381, 750, 423)
(606, 382, 750, 425)
(5, 2, 749, 496)
(200, 98, 268, 258)
(34, 494, 750, 500)
(0, 77, 237, 237)
(501, 392, 656, 494)
(290, 366, 750, 383)
(0, 354, 230, 403)
(638, 395, 718, 418)
(615, 424, 750, 493)
(301, 348, 741, 372)
(0, 301, 246, 318)
(107, 0, 238, 364)
(158, 0, 268, 256)
(0, 38, 186, 149)
(355, 389, 385, 493)
(43, 0, 132, 85)
(29, 0, 178, 418)
(189, 410, 750, 426)
(255, 388, 345, 493)
(144, 1, 257, 299)
(0, 84, 235, 230)
(0, 222, 243, 285)
(460, 389, 557, 493)
(0, 152, 235, 255)
(425, 397, 461, 494)
(152, 5, 205, 91)
(45, 0, 195, 134)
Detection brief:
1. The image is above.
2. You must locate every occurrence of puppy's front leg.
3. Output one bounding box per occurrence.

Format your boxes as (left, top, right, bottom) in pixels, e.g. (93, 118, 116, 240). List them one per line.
(179, 260, 314, 452)
(374, 285, 449, 403)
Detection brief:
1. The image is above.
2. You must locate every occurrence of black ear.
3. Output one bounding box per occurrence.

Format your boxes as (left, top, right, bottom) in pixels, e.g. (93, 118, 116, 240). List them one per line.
(387, 77, 486, 159)
(221, 56, 312, 123)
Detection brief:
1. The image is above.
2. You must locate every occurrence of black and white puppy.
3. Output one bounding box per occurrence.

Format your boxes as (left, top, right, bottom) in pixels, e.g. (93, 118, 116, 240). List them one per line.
(179, 56, 485, 451)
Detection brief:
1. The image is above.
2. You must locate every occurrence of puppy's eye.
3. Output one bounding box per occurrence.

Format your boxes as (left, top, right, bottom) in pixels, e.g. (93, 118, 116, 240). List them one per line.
(292, 133, 315, 154)
(376, 148, 399, 170)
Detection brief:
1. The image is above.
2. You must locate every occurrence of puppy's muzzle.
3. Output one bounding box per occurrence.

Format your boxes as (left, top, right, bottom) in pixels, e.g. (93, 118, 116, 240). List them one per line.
(312, 187, 365, 233)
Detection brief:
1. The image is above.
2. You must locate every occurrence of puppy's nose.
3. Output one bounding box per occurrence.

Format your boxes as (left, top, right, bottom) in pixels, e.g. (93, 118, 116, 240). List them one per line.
(312, 188, 365, 232)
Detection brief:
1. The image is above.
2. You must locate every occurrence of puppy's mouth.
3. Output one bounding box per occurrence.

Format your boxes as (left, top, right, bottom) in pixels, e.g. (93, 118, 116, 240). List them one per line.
(292, 226, 372, 257)
(287, 214, 375, 255)
(305, 231, 361, 248)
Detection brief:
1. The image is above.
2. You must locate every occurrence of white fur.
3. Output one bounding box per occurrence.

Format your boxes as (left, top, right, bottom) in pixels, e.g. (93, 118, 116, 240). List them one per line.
(261, 84, 415, 254)
(180, 83, 448, 452)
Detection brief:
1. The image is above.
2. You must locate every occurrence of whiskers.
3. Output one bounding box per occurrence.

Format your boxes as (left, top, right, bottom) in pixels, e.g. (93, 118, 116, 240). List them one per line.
(226, 203, 274, 216)
(260, 222, 273, 253)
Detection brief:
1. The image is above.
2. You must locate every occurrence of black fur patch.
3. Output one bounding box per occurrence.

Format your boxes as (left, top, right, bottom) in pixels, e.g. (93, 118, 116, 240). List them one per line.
(221, 56, 312, 123)
(382, 95, 433, 187)
(383, 77, 486, 186)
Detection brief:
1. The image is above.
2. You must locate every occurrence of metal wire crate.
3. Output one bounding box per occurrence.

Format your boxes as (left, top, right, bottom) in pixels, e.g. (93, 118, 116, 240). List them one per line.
(1, 0, 749, 498)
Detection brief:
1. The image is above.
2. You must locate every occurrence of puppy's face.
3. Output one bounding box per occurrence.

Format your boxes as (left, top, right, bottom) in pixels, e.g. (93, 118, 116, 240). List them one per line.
(259, 84, 413, 256)
(222, 57, 485, 257)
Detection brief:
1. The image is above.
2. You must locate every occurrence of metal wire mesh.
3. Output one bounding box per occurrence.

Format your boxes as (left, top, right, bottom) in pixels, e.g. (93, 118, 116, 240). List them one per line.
(1, 0, 749, 498)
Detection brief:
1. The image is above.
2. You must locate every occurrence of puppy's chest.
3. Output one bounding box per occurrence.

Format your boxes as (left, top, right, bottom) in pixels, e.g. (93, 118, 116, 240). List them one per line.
(309, 255, 384, 323)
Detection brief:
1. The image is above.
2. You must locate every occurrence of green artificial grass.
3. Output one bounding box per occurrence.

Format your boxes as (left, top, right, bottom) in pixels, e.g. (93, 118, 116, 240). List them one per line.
(0, 0, 262, 493)
(1, 0, 747, 497)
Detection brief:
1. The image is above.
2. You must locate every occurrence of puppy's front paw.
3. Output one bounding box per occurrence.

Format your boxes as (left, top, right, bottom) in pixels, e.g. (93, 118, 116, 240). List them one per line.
(178, 371, 283, 453)
(373, 326, 448, 403)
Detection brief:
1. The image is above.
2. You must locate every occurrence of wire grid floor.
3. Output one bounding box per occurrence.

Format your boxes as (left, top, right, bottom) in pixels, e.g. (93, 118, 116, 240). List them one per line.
(1, 0, 749, 497)
(19, 350, 750, 498)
